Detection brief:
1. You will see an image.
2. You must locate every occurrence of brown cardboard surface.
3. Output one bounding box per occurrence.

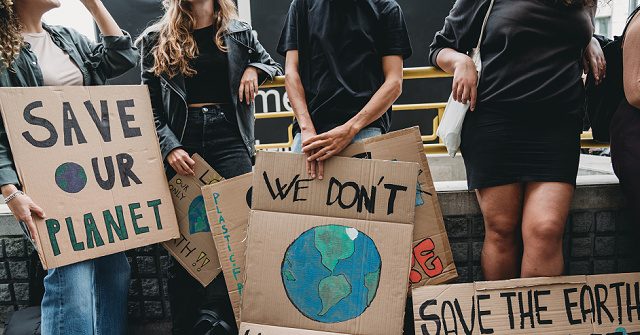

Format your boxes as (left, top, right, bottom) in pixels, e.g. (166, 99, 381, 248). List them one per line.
(242, 152, 418, 335)
(202, 173, 253, 325)
(340, 127, 457, 286)
(243, 211, 414, 335)
(252, 152, 418, 224)
(239, 322, 349, 335)
(162, 154, 223, 286)
(413, 273, 640, 334)
(0, 86, 179, 269)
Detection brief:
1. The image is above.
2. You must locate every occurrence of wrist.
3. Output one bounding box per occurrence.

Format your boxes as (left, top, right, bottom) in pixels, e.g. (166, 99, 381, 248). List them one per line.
(345, 120, 362, 137)
(1, 184, 18, 198)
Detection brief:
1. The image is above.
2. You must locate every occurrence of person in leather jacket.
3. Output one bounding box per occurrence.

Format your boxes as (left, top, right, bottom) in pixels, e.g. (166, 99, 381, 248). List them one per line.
(138, 0, 282, 333)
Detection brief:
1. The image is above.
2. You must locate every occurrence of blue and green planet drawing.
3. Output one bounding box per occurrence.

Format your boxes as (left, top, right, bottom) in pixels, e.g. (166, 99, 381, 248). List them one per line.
(281, 225, 382, 323)
(188, 195, 210, 234)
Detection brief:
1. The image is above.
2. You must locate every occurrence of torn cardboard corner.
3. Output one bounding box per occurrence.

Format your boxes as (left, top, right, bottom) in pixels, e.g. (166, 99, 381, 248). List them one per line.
(239, 322, 349, 335)
(163, 154, 224, 287)
(340, 126, 457, 287)
(243, 152, 418, 335)
(202, 173, 252, 325)
(0, 86, 179, 269)
(413, 272, 640, 335)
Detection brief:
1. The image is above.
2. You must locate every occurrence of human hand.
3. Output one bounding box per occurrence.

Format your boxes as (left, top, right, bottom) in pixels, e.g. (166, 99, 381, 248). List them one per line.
(239, 66, 260, 105)
(3, 187, 45, 243)
(583, 36, 606, 85)
(302, 123, 357, 174)
(452, 56, 478, 111)
(299, 127, 324, 179)
(167, 148, 195, 176)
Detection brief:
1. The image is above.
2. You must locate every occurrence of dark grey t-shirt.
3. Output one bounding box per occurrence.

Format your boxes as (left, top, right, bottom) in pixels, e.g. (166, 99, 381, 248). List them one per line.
(278, 0, 412, 134)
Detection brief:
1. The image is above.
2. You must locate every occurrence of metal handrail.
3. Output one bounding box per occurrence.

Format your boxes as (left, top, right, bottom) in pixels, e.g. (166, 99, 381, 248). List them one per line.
(256, 66, 606, 154)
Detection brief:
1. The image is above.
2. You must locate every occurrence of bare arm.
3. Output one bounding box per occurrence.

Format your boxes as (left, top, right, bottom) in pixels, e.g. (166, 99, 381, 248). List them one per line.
(80, 0, 124, 37)
(436, 47, 479, 110)
(342, 55, 404, 134)
(285, 51, 314, 134)
(303, 55, 404, 162)
(624, 14, 640, 108)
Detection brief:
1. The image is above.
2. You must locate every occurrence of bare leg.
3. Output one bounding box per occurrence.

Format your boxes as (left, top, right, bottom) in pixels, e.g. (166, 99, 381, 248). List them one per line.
(521, 182, 574, 278)
(476, 183, 524, 280)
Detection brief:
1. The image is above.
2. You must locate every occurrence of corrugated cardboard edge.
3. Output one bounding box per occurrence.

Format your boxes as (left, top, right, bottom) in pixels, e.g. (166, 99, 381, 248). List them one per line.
(239, 322, 350, 335)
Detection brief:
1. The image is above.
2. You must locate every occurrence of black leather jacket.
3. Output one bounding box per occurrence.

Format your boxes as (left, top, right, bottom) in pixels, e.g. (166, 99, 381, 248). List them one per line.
(139, 20, 283, 160)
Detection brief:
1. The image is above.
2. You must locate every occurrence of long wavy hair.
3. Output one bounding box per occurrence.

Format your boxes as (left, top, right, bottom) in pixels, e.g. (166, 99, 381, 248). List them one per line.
(0, 0, 23, 70)
(142, 0, 238, 78)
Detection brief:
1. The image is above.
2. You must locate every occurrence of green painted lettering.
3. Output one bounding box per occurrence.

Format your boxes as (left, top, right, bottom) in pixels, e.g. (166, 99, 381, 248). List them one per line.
(84, 213, 105, 249)
(45, 219, 61, 256)
(147, 199, 163, 229)
(129, 202, 149, 234)
(103, 206, 128, 243)
(65, 217, 85, 251)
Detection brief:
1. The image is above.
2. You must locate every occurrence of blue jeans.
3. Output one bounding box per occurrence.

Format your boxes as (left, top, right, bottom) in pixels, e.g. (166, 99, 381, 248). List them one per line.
(291, 127, 382, 153)
(40, 252, 130, 335)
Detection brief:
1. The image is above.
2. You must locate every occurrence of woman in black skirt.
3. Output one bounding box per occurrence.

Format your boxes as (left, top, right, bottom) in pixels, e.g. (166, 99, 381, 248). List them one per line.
(430, 0, 605, 280)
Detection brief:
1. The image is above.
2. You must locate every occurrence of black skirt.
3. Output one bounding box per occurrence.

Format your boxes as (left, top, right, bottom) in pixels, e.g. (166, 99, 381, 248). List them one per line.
(460, 104, 582, 190)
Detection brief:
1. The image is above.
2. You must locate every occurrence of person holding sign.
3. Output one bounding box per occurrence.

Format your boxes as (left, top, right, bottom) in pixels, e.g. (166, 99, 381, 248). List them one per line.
(0, 0, 138, 334)
(278, 0, 412, 180)
(138, 0, 282, 333)
(429, 0, 604, 280)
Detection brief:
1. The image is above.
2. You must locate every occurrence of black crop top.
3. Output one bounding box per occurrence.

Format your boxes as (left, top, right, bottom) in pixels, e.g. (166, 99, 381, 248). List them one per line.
(186, 25, 232, 105)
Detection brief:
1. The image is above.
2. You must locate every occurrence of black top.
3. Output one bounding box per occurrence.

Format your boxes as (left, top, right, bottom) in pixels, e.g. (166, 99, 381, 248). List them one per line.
(278, 0, 412, 134)
(186, 25, 232, 105)
(430, 0, 593, 115)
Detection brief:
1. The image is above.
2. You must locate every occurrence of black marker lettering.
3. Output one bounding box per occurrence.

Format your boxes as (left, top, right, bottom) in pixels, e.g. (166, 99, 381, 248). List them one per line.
(22, 101, 58, 148)
(84, 100, 111, 142)
(117, 99, 141, 138)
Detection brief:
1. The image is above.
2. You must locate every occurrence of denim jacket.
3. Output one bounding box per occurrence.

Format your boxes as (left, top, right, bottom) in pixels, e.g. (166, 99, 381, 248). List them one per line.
(0, 24, 139, 187)
(139, 20, 283, 160)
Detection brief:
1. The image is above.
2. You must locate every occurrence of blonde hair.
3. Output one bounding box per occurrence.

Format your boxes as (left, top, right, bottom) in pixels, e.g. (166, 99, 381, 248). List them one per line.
(0, 0, 23, 69)
(142, 0, 238, 78)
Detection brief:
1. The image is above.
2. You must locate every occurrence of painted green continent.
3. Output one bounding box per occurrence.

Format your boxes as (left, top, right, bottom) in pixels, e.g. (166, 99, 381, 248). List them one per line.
(364, 270, 381, 306)
(318, 274, 351, 316)
(314, 226, 355, 272)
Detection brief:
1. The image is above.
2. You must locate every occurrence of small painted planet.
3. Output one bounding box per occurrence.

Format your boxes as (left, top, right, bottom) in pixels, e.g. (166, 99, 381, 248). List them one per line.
(281, 225, 382, 323)
(188, 195, 211, 234)
(54, 162, 87, 194)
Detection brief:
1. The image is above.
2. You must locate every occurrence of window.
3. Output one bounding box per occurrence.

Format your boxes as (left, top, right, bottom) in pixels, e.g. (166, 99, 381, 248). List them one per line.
(595, 16, 611, 37)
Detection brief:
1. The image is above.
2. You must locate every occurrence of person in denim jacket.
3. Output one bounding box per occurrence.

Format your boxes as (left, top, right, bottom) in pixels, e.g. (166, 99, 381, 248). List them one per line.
(0, 0, 138, 333)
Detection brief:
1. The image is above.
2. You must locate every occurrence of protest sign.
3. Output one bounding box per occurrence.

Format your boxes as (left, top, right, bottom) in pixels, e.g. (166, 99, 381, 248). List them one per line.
(0, 86, 179, 269)
(242, 152, 418, 335)
(413, 273, 640, 335)
(239, 322, 348, 335)
(163, 154, 223, 286)
(202, 173, 252, 324)
(340, 127, 457, 287)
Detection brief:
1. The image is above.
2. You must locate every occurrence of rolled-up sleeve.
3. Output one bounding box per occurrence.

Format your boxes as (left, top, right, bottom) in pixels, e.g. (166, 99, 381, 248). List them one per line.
(277, 0, 300, 56)
(0, 126, 20, 187)
(428, 0, 490, 67)
(379, 3, 412, 59)
(89, 30, 139, 79)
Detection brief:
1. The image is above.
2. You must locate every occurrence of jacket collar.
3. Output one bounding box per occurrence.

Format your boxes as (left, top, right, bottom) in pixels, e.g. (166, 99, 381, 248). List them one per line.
(226, 19, 251, 34)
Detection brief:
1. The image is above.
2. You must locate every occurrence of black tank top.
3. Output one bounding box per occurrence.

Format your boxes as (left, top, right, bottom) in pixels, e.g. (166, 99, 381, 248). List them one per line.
(185, 25, 232, 105)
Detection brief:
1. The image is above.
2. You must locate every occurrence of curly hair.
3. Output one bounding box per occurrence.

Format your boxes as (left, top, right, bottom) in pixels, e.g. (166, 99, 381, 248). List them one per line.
(141, 0, 238, 78)
(0, 0, 23, 70)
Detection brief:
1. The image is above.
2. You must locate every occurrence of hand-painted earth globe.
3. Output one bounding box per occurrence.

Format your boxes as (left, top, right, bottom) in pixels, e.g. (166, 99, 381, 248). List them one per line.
(55, 162, 87, 194)
(188, 195, 210, 234)
(281, 225, 382, 323)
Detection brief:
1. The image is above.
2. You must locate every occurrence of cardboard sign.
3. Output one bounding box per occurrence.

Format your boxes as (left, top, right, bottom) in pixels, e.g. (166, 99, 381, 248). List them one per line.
(239, 322, 348, 335)
(202, 173, 252, 324)
(413, 273, 640, 335)
(243, 152, 418, 335)
(0, 86, 179, 269)
(163, 154, 223, 286)
(340, 127, 457, 287)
